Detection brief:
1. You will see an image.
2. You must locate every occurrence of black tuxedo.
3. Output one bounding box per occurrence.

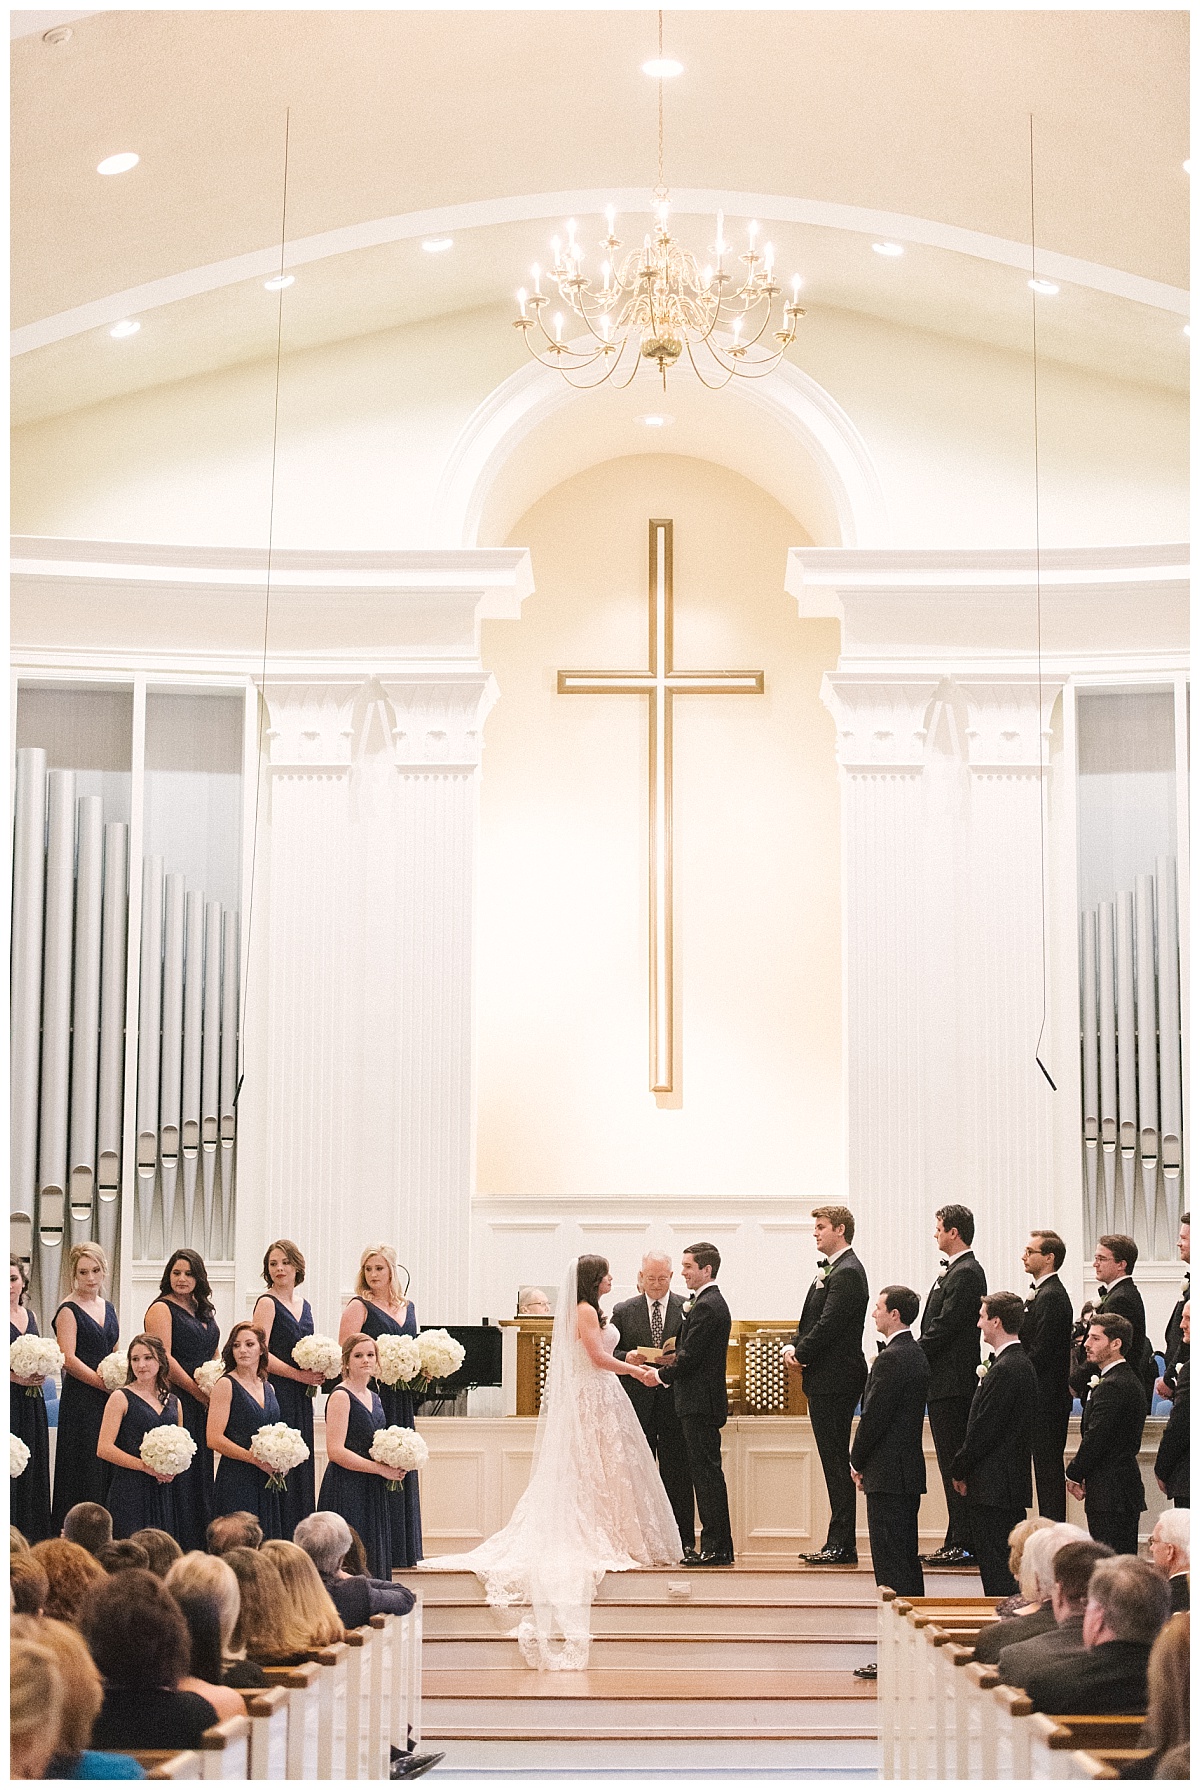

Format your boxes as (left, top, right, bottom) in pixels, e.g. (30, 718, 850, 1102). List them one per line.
(792, 1249, 869, 1555)
(1020, 1273, 1075, 1520)
(850, 1329, 928, 1595)
(612, 1291, 694, 1549)
(1072, 1278, 1153, 1410)
(657, 1283, 732, 1557)
(1023, 1638, 1151, 1716)
(1154, 1360, 1189, 1507)
(1066, 1358, 1146, 1556)
(951, 1341, 1035, 1595)
(920, 1249, 987, 1550)
(998, 1612, 1086, 1689)
(1163, 1273, 1189, 1392)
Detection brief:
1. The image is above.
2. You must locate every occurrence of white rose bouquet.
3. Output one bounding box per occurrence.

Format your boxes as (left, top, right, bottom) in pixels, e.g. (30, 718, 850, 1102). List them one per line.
(416, 1329, 466, 1386)
(193, 1359, 224, 1396)
(291, 1334, 343, 1397)
(369, 1425, 429, 1489)
(374, 1334, 422, 1388)
(250, 1422, 311, 1492)
(140, 1425, 197, 1481)
(97, 1350, 130, 1392)
(9, 1334, 64, 1395)
(10, 1433, 31, 1478)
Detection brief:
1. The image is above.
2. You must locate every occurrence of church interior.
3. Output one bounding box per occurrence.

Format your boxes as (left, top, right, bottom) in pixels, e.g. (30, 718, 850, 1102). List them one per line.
(9, 6, 1190, 1783)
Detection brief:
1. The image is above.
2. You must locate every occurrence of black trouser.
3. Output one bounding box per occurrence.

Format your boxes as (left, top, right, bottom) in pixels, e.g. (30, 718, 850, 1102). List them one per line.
(866, 1492, 924, 1598)
(636, 1389, 696, 1552)
(928, 1396, 974, 1551)
(967, 1502, 1023, 1597)
(1031, 1394, 1071, 1522)
(1086, 1504, 1142, 1557)
(679, 1415, 732, 1557)
(808, 1389, 861, 1555)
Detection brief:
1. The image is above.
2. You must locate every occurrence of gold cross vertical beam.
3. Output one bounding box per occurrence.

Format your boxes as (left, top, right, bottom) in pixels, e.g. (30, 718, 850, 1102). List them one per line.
(558, 520, 765, 1094)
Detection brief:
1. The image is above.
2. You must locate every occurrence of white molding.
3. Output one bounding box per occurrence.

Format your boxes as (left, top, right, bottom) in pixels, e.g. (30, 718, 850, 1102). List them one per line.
(820, 673, 941, 770)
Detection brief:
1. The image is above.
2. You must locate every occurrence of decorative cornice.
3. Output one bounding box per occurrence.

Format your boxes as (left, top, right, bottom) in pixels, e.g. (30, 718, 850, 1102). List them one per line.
(820, 672, 940, 771)
(380, 673, 499, 772)
(259, 679, 361, 772)
(957, 675, 1064, 775)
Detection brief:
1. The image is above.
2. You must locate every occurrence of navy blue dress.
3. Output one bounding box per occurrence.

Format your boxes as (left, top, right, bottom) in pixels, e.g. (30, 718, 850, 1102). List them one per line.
(262, 1295, 316, 1538)
(106, 1391, 183, 1539)
(212, 1375, 284, 1540)
(358, 1300, 424, 1565)
(317, 1385, 394, 1579)
(10, 1311, 53, 1542)
(147, 1298, 220, 1551)
(51, 1299, 120, 1531)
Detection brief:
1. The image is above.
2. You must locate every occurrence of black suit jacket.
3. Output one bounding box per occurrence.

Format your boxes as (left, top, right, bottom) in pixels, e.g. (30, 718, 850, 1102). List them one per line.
(998, 1613, 1086, 1689)
(1164, 1274, 1189, 1390)
(971, 1602, 1057, 1666)
(791, 1248, 868, 1400)
(1168, 1573, 1189, 1613)
(919, 1251, 987, 1400)
(1020, 1274, 1074, 1406)
(657, 1283, 731, 1423)
(1066, 1359, 1147, 1511)
(1154, 1361, 1189, 1503)
(612, 1291, 687, 1427)
(951, 1341, 1035, 1507)
(849, 1330, 929, 1495)
(1024, 1638, 1151, 1716)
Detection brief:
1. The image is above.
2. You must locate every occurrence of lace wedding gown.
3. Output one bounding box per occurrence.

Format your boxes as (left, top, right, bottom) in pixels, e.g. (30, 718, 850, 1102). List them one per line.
(420, 1260, 681, 1668)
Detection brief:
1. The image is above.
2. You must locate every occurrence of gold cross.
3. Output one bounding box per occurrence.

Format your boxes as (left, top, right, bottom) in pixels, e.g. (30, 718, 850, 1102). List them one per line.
(558, 519, 764, 1094)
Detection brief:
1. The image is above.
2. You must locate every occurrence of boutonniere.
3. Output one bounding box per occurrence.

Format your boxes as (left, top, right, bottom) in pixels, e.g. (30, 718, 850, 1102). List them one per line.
(976, 1359, 992, 1379)
(937, 1258, 949, 1283)
(1182, 1278, 1190, 1298)
(682, 1296, 696, 1315)
(1088, 1373, 1101, 1389)
(813, 1259, 830, 1288)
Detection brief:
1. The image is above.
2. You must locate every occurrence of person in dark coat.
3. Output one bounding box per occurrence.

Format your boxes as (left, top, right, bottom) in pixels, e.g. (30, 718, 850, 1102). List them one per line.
(972, 1523, 1080, 1664)
(653, 1242, 733, 1565)
(1147, 1511, 1190, 1615)
(1155, 1310, 1189, 1510)
(998, 1536, 1114, 1688)
(849, 1285, 928, 1598)
(918, 1204, 987, 1566)
(1071, 1235, 1152, 1411)
(1157, 1214, 1189, 1400)
(1023, 1555, 1170, 1716)
(950, 1290, 1035, 1595)
(1019, 1231, 1075, 1521)
(1066, 1311, 1147, 1557)
(612, 1253, 694, 1555)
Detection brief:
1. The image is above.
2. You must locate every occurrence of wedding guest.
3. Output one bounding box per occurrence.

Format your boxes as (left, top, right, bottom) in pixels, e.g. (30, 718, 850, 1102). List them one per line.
(144, 1249, 221, 1551)
(167, 1588, 251, 1721)
(1019, 1231, 1074, 1521)
(950, 1292, 1036, 1595)
(61, 1502, 113, 1557)
(994, 1516, 1056, 1619)
(998, 1538, 1115, 1688)
(1148, 1510, 1190, 1614)
(98, 1334, 186, 1541)
(206, 1511, 263, 1555)
(208, 1322, 284, 1539)
(1065, 1310, 1147, 1556)
(849, 1285, 929, 1599)
(130, 1527, 183, 1578)
(9, 1551, 49, 1615)
(12, 1615, 146, 1780)
(51, 1244, 120, 1530)
(338, 1243, 423, 1566)
(317, 1333, 405, 1578)
(613, 1253, 694, 1556)
(972, 1523, 1090, 1663)
(918, 1205, 987, 1567)
(1023, 1555, 1170, 1715)
(9, 1634, 65, 1781)
(223, 1545, 318, 1665)
(293, 1511, 416, 1625)
(96, 1540, 151, 1574)
(30, 1537, 106, 1623)
(82, 1569, 221, 1749)
(654, 1243, 734, 1565)
(343, 1527, 370, 1576)
(1157, 1214, 1189, 1400)
(1118, 1614, 1189, 1779)
(252, 1240, 320, 1537)
(165, 1550, 269, 1690)
(10, 1254, 52, 1542)
(516, 1287, 551, 1316)
(783, 1207, 868, 1566)
(12, 1523, 31, 1555)
(260, 1540, 344, 1647)
(1155, 1304, 1189, 1508)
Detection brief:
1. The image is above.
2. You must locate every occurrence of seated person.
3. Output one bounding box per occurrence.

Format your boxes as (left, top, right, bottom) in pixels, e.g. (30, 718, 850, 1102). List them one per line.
(293, 1511, 416, 1626)
(259, 1540, 345, 1652)
(973, 1523, 1089, 1663)
(1023, 1555, 1172, 1715)
(96, 1540, 151, 1575)
(993, 1515, 1056, 1619)
(129, 1528, 183, 1579)
(1117, 1614, 1189, 1780)
(9, 1552, 49, 1616)
(999, 1538, 1114, 1687)
(61, 1502, 114, 1559)
(516, 1286, 551, 1317)
(80, 1569, 221, 1751)
(165, 1550, 268, 1689)
(223, 1545, 318, 1666)
(11, 1615, 144, 1779)
(205, 1511, 263, 1555)
(166, 1587, 252, 1721)
(10, 1632, 65, 1782)
(1148, 1509, 1190, 1613)
(29, 1537, 106, 1624)
(11, 1524, 31, 1557)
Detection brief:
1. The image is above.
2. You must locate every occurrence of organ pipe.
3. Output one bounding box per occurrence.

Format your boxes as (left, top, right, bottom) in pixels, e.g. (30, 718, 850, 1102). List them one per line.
(1157, 855, 1183, 1236)
(136, 856, 165, 1255)
(220, 908, 239, 1258)
(37, 771, 76, 1317)
(11, 748, 47, 1272)
(1097, 901, 1118, 1234)
(180, 888, 205, 1244)
(96, 822, 128, 1267)
(1116, 891, 1137, 1232)
(159, 872, 186, 1254)
(1134, 874, 1160, 1245)
(1081, 909, 1100, 1243)
(201, 901, 222, 1255)
(68, 796, 104, 1250)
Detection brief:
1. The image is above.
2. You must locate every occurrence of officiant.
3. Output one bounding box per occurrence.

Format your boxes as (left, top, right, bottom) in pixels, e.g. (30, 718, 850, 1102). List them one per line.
(612, 1253, 695, 1556)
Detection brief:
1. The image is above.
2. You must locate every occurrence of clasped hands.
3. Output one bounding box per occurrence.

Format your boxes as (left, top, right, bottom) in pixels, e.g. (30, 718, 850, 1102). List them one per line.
(625, 1347, 672, 1388)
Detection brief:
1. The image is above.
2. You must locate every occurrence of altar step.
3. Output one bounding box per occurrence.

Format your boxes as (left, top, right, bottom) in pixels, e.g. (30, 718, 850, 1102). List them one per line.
(422, 1596, 876, 1639)
(425, 1631, 876, 1671)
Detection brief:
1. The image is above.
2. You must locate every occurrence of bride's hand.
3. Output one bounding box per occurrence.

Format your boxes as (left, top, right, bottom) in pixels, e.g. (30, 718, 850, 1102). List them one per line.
(634, 1366, 660, 1386)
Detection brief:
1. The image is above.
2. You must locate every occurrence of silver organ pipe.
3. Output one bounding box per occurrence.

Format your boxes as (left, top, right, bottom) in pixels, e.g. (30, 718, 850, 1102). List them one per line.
(68, 796, 104, 1251)
(159, 871, 187, 1255)
(97, 822, 128, 1267)
(37, 771, 76, 1317)
(136, 856, 165, 1255)
(11, 747, 48, 1275)
(1081, 909, 1100, 1242)
(1115, 890, 1137, 1233)
(219, 908, 239, 1259)
(1097, 900, 1118, 1233)
(1135, 874, 1160, 1246)
(180, 888, 205, 1245)
(201, 901, 222, 1256)
(1156, 855, 1183, 1237)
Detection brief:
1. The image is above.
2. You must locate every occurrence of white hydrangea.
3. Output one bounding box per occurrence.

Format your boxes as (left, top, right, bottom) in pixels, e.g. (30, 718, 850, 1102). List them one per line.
(374, 1334, 422, 1388)
(10, 1434, 31, 1478)
(250, 1422, 311, 1491)
(369, 1425, 429, 1485)
(98, 1351, 130, 1391)
(139, 1425, 198, 1479)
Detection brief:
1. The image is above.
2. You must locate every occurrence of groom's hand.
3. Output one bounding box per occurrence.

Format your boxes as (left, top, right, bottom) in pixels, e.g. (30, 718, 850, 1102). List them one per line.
(642, 1367, 663, 1387)
(626, 1350, 645, 1365)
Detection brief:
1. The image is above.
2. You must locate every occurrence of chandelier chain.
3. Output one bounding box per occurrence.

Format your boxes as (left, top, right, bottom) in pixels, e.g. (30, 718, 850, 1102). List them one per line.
(656, 10, 665, 198)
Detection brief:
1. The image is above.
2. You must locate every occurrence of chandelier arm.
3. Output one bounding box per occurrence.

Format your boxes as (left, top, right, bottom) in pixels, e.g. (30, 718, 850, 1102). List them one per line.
(561, 332, 637, 389)
(521, 339, 613, 375)
(609, 343, 645, 390)
(530, 311, 610, 363)
(682, 334, 739, 391)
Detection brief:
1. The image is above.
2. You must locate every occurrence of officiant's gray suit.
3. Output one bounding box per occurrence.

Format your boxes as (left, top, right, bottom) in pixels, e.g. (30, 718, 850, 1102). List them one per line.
(612, 1290, 695, 1553)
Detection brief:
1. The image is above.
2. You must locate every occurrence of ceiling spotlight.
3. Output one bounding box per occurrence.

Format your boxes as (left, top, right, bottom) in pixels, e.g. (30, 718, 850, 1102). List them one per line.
(635, 413, 674, 427)
(263, 274, 294, 290)
(422, 238, 454, 253)
(109, 320, 140, 339)
(97, 152, 140, 176)
(642, 57, 683, 78)
(1028, 278, 1060, 296)
(43, 25, 73, 44)
(872, 241, 904, 258)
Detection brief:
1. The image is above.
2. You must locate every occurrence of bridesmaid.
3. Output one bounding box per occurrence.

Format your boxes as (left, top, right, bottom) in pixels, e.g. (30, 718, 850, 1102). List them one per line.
(252, 1239, 321, 1538)
(144, 1249, 221, 1552)
(51, 1242, 120, 1531)
(10, 1255, 52, 1542)
(317, 1334, 407, 1579)
(98, 1333, 186, 1540)
(208, 1321, 284, 1540)
(340, 1242, 424, 1564)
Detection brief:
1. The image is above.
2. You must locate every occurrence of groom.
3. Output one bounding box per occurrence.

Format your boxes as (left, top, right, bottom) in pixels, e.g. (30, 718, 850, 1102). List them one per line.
(651, 1242, 734, 1566)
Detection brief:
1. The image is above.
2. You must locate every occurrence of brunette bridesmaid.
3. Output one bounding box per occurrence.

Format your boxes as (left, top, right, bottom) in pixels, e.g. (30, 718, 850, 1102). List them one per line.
(318, 1334, 406, 1579)
(51, 1243, 120, 1530)
(144, 1249, 221, 1551)
(339, 1243, 424, 1565)
(252, 1240, 320, 1537)
(98, 1333, 186, 1540)
(208, 1321, 284, 1540)
(10, 1255, 52, 1542)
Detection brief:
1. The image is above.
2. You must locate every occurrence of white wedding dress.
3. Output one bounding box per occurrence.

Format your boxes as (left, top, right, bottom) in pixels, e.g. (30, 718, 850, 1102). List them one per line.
(420, 1260, 682, 1668)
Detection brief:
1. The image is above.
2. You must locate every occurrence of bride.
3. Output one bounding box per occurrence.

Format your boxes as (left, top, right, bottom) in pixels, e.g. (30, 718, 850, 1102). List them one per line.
(420, 1255, 682, 1667)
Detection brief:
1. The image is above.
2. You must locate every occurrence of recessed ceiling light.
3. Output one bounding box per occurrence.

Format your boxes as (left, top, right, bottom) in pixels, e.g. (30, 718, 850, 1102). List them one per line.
(43, 25, 73, 44)
(1028, 278, 1060, 296)
(263, 274, 294, 290)
(422, 238, 454, 254)
(635, 413, 674, 427)
(97, 152, 139, 176)
(642, 57, 684, 78)
(872, 241, 904, 258)
(109, 320, 140, 339)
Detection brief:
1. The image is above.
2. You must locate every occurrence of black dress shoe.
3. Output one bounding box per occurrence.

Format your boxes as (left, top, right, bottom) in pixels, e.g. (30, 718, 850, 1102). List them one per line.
(921, 1545, 975, 1567)
(853, 1662, 878, 1680)
(681, 1548, 704, 1566)
(391, 1753, 445, 1780)
(696, 1550, 735, 1566)
(801, 1547, 859, 1566)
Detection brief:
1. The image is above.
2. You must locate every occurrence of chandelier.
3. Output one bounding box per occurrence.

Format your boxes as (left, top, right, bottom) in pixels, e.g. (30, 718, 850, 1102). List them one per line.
(512, 17, 805, 391)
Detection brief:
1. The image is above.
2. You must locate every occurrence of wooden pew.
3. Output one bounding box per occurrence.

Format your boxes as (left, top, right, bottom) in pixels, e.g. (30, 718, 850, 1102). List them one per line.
(259, 1662, 322, 1779)
(197, 1714, 251, 1780)
(127, 1752, 203, 1780)
(1025, 1710, 1147, 1779)
(302, 1641, 350, 1780)
(243, 1686, 290, 1779)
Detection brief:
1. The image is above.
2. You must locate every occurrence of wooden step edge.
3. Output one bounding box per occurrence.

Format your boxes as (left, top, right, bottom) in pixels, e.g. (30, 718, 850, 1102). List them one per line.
(425, 1632, 877, 1645)
(423, 1726, 880, 1742)
(420, 1596, 881, 1610)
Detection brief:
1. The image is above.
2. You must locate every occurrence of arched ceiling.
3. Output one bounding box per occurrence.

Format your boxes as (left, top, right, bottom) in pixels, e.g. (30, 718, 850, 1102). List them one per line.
(11, 8, 1190, 427)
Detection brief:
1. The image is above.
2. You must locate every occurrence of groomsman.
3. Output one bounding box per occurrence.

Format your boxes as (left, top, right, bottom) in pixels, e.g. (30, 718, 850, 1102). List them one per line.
(1157, 1212, 1189, 1400)
(850, 1286, 929, 1598)
(918, 1204, 987, 1567)
(782, 1206, 869, 1566)
(653, 1243, 734, 1565)
(950, 1292, 1036, 1596)
(1087, 1235, 1151, 1407)
(1065, 1311, 1147, 1557)
(1155, 1303, 1189, 1509)
(1019, 1231, 1074, 1521)
(612, 1252, 694, 1554)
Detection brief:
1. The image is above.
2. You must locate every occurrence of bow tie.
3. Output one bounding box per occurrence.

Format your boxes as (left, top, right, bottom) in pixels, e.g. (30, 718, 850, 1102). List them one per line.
(939, 1258, 949, 1271)
(1097, 1285, 1110, 1302)
(817, 1258, 829, 1269)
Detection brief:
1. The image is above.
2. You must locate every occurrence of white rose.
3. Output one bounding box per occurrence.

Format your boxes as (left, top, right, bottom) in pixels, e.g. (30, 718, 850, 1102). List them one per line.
(976, 1363, 989, 1379)
(97, 1351, 129, 1392)
(10, 1434, 31, 1478)
(194, 1359, 224, 1394)
(1088, 1374, 1101, 1389)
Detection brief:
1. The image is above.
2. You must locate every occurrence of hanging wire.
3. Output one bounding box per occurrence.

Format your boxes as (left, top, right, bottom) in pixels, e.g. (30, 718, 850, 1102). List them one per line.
(1030, 113, 1057, 1094)
(656, 10, 665, 198)
(236, 107, 291, 1108)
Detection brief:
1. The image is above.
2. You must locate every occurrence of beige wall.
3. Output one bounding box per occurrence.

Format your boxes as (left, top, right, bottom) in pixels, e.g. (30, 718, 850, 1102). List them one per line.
(475, 453, 842, 1201)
